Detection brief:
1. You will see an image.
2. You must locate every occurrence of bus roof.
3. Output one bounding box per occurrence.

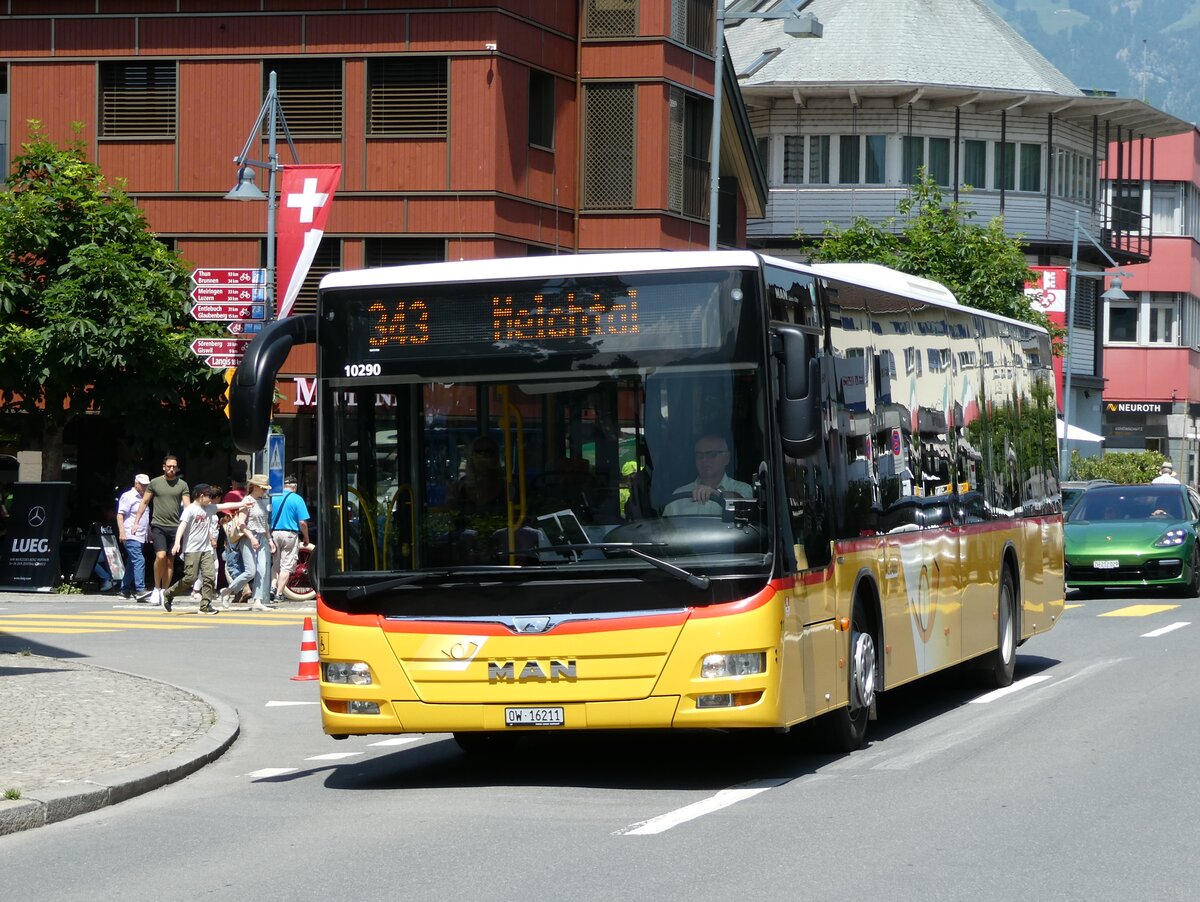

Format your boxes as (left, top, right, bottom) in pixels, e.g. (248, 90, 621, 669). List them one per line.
(320, 250, 763, 291)
(803, 262, 959, 307)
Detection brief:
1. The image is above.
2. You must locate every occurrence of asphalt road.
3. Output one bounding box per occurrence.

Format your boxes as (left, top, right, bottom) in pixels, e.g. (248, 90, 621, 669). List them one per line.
(0, 590, 1196, 902)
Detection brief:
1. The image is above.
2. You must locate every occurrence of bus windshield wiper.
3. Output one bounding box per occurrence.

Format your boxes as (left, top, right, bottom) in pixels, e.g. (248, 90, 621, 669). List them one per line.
(538, 543, 711, 590)
(345, 571, 450, 600)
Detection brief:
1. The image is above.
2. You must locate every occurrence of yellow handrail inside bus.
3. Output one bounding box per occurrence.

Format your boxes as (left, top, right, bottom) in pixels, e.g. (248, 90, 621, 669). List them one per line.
(383, 483, 416, 569)
(346, 485, 379, 569)
(497, 386, 527, 565)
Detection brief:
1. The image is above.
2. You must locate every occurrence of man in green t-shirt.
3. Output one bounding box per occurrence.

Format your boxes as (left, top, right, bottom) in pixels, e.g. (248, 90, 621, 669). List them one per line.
(133, 453, 191, 607)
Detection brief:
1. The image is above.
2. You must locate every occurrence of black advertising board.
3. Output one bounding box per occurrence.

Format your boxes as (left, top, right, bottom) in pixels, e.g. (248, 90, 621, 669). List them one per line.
(0, 482, 71, 592)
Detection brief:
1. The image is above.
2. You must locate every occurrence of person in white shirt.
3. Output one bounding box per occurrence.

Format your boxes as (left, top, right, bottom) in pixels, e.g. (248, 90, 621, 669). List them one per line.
(1152, 461, 1181, 485)
(116, 474, 152, 601)
(663, 434, 754, 516)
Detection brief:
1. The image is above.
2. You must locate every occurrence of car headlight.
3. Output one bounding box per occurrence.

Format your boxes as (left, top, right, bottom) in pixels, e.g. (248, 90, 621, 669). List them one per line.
(1154, 529, 1188, 548)
(700, 652, 766, 678)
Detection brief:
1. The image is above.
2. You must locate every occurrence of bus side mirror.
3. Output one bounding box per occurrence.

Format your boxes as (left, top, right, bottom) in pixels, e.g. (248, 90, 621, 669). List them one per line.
(230, 314, 317, 453)
(774, 325, 821, 457)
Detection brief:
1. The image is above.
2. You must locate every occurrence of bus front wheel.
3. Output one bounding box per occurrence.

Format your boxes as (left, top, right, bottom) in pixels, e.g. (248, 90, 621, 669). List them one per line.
(826, 597, 876, 752)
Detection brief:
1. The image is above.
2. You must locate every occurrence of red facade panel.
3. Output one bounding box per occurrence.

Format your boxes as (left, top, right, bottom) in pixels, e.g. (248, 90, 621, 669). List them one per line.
(138, 16, 302, 56)
(0, 19, 53, 56)
(637, 82, 668, 210)
(55, 18, 136, 56)
(177, 60, 263, 192)
(304, 14, 408, 54)
(9, 63, 96, 149)
(175, 238, 261, 269)
(343, 58, 367, 191)
(409, 10, 498, 52)
(364, 139, 448, 192)
(10, 0, 91, 12)
(1123, 238, 1200, 296)
(1103, 347, 1196, 403)
(447, 57, 499, 192)
(97, 142, 177, 192)
(580, 42, 669, 80)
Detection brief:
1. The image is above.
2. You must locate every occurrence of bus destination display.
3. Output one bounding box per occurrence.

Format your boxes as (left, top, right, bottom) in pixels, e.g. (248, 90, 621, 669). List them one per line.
(344, 275, 728, 361)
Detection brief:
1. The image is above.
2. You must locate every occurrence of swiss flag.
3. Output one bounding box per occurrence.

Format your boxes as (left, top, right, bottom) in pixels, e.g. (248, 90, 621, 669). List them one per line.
(276, 164, 341, 319)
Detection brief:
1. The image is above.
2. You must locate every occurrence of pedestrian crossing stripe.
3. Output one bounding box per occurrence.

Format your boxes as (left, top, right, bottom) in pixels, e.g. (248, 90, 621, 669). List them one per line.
(1063, 603, 1085, 610)
(0, 619, 213, 630)
(1098, 604, 1181, 617)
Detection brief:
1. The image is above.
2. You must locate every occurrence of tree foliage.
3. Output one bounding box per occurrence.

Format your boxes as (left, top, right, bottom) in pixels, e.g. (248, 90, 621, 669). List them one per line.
(801, 171, 1062, 341)
(1069, 450, 1169, 485)
(0, 122, 228, 478)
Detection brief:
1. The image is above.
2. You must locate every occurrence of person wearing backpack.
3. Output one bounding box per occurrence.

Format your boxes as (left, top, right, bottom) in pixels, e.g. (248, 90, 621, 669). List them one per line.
(218, 470, 256, 608)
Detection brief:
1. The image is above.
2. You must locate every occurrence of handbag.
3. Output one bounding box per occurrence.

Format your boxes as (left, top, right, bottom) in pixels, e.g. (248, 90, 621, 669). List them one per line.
(224, 510, 245, 545)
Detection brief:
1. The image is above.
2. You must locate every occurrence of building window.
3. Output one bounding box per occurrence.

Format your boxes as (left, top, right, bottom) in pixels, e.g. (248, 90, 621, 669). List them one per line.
(928, 137, 950, 186)
(583, 83, 635, 209)
(808, 135, 830, 184)
(367, 57, 447, 137)
(756, 135, 770, 179)
(585, 0, 636, 37)
(100, 61, 177, 138)
(672, 0, 714, 52)
(994, 141, 1015, 191)
(1019, 144, 1041, 192)
(528, 69, 555, 148)
(1106, 301, 1138, 343)
(838, 135, 860, 184)
(1111, 184, 1143, 233)
(287, 237, 341, 317)
(271, 59, 342, 138)
(1149, 295, 1177, 344)
(864, 135, 886, 184)
(902, 136, 923, 184)
(0, 65, 7, 172)
(1151, 182, 1182, 235)
(963, 139, 986, 188)
(783, 135, 803, 184)
(667, 87, 708, 217)
(364, 237, 445, 268)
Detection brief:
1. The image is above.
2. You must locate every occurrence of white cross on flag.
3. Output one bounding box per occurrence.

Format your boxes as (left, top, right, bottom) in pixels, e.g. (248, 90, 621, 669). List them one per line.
(277, 164, 341, 319)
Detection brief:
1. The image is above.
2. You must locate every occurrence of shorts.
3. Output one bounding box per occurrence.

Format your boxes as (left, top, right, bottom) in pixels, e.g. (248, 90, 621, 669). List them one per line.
(273, 530, 300, 573)
(151, 524, 175, 554)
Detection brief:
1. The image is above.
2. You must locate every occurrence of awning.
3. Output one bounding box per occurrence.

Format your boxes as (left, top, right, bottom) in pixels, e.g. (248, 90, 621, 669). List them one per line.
(1057, 419, 1104, 443)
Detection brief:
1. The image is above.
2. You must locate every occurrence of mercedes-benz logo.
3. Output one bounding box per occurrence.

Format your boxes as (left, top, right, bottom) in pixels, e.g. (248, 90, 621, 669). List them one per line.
(27, 506, 46, 528)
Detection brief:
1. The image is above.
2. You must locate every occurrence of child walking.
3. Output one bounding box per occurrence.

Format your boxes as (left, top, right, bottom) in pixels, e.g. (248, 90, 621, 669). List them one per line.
(162, 484, 247, 613)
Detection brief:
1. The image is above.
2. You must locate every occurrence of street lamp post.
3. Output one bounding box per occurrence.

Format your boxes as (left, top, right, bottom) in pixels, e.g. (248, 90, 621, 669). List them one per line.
(224, 70, 300, 324)
(1061, 209, 1131, 478)
(708, 0, 823, 250)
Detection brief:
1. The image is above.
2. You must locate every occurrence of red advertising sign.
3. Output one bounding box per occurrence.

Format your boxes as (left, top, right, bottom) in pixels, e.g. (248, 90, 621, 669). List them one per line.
(189, 337, 251, 357)
(191, 268, 266, 286)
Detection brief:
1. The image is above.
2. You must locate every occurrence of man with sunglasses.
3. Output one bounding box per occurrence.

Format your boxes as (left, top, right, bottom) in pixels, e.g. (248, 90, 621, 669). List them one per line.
(663, 434, 753, 516)
(132, 453, 191, 606)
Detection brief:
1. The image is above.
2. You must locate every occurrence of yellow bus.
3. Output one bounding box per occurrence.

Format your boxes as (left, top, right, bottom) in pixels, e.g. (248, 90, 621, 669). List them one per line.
(230, 250, 1064, 752)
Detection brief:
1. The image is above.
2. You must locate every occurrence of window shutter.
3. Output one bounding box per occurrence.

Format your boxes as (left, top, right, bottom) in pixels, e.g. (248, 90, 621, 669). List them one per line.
(270, 60, 342, 138)
(100, 62, 177, 138)
(582, 84, 635, 209)
(368, 58, 448, 137)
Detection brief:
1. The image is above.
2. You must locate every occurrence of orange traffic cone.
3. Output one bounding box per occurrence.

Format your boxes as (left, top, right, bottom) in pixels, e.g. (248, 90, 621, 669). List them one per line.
(291, 616, 320, 681)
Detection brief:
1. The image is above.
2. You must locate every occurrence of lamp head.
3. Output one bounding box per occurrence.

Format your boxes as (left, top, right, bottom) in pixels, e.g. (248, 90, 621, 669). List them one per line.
(225, 166, 266, 201)
(784, 11, 823, 37)
(1101, 275, 1130, 302)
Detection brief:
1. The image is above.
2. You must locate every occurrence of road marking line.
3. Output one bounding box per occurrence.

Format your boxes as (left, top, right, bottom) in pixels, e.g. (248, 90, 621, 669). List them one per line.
(0, 627, 118, 634)
(368, 737, 424, 747)
(1142, 621, 1191, 638)
(616, 778, 789, 835)
(265, 700, 319, 707)
(0, 619, 211, 630)
(305, 753, 362, 761)
(1063, 603, 1085, 610)
(1099, 604, 1180, 617)
(245, 768, 299, 778)
(969, 673, 1053, 704)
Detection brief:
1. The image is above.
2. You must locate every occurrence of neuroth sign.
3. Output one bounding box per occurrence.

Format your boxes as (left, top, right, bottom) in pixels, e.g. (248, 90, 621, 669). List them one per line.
(277, 164, 342, 319)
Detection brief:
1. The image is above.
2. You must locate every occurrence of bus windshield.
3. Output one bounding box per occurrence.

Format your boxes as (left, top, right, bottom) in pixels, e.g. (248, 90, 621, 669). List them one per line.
(318, 266, 772, 606)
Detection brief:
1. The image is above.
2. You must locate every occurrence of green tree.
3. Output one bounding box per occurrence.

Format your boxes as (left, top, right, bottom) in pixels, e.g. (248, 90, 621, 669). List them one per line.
(802, 170, 1061, 339)
(1069, 450, 1167, 485)
(0, 122, 227, 479)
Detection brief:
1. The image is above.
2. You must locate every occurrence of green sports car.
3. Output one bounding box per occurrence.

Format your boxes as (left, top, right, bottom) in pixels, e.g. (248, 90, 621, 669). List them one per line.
(1065, 483, 1200, 596)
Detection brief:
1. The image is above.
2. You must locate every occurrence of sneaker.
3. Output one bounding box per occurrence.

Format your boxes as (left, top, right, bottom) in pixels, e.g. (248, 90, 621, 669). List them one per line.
(269, 589, 279, 603)
(163, 593, 173, 613)
(120, 590, 132, 600)
(191, 590, 202, 603)
(217, 589, 231, 610)
(249, 601, 272, 611)
(135, 589, 152, 603)
(99, 580, 114, 592)
(199, 603, 218, 614)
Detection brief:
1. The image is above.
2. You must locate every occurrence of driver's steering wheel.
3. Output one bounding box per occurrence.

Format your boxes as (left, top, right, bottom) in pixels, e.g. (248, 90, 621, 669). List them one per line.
(665, 489, 727, 512)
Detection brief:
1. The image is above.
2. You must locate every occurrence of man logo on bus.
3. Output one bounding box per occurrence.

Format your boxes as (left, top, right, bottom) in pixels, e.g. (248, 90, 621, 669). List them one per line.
(488, 659, 578, 682)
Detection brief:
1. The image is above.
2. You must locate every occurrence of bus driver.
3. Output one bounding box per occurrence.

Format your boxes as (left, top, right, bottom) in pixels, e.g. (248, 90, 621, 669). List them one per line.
(663, 434, 753, 516)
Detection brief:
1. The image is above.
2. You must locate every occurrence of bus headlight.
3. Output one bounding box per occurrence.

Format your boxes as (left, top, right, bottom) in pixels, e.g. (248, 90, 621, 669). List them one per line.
(325, 662, 373, 685)
(700, 652, 766, 678)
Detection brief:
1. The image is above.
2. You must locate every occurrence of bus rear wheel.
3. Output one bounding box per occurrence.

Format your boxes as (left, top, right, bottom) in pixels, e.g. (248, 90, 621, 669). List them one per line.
(978, 567, 1017, 689)
(825, 598, 876, 752)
